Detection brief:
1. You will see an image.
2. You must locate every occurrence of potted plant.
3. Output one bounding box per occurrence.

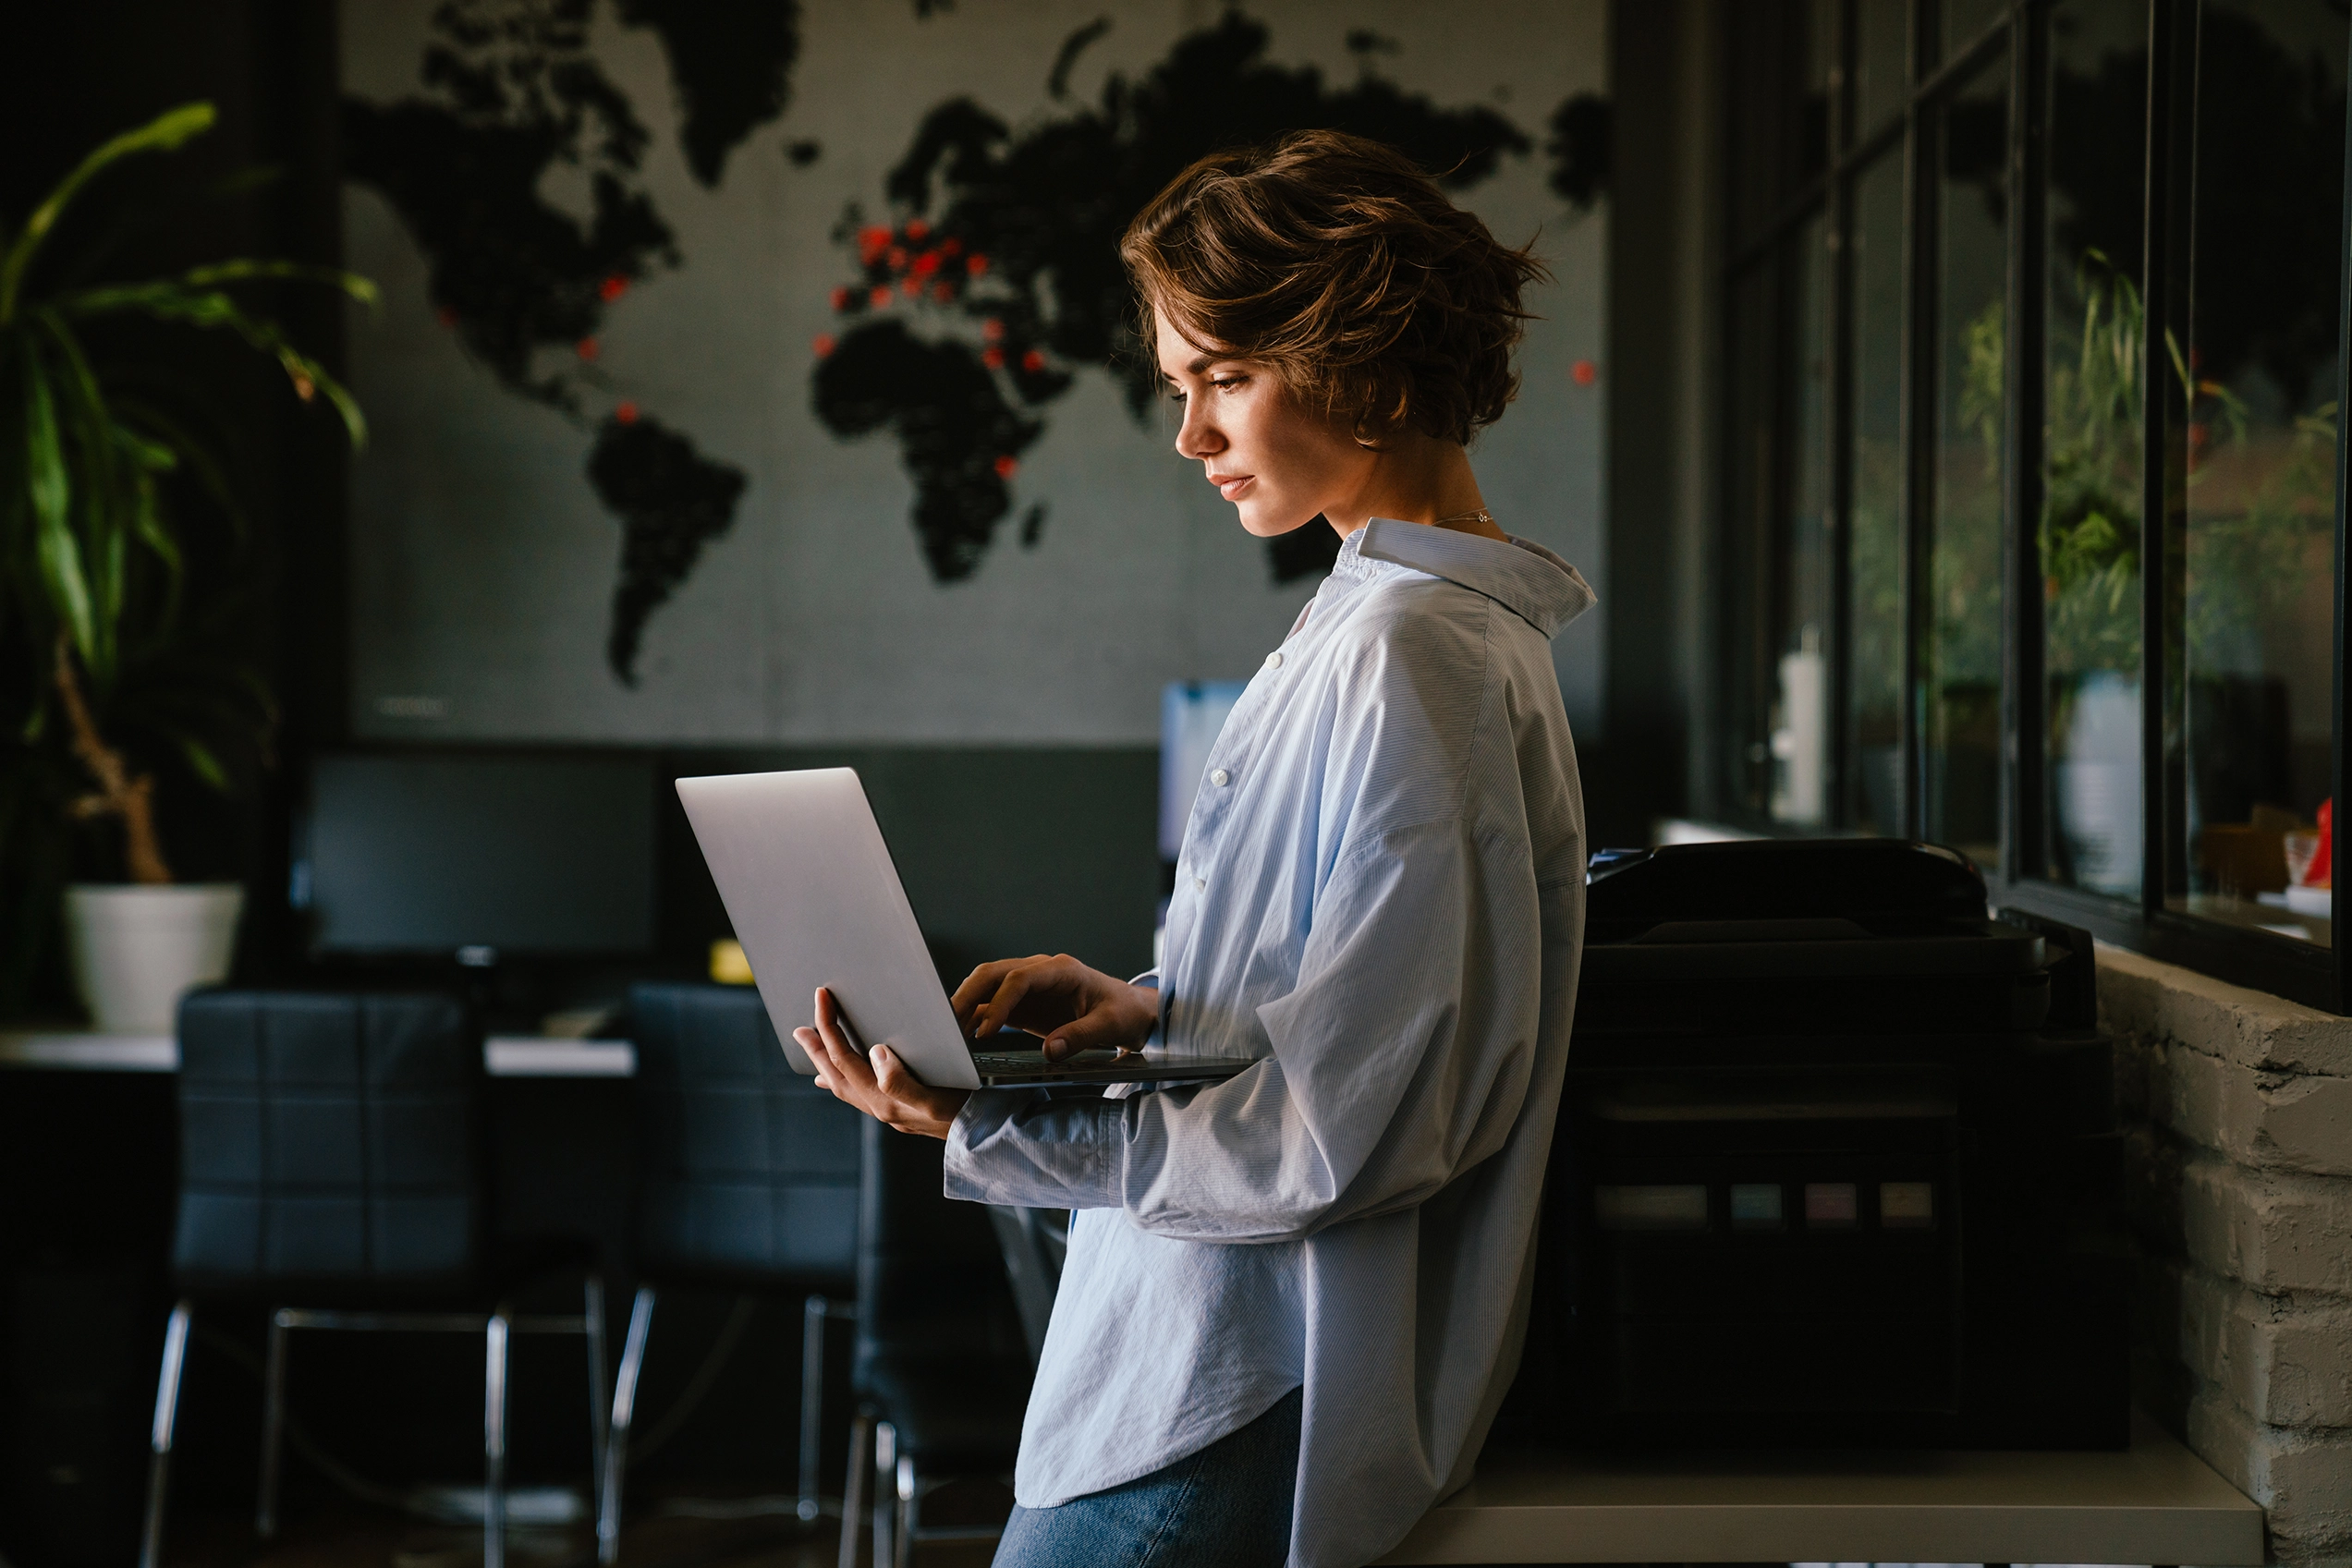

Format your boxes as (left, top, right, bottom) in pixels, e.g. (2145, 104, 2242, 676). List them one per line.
(1, 102, 370, 1032)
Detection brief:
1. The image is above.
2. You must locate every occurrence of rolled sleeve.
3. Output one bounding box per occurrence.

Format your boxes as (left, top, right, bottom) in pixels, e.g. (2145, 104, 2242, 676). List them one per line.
(944, 1088, 1127, 1209)
(1109, 820, 1526, 1246)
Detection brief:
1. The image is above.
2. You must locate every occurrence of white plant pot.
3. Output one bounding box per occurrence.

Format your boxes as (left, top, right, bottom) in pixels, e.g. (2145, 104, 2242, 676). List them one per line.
(65, 883, 246, 1036)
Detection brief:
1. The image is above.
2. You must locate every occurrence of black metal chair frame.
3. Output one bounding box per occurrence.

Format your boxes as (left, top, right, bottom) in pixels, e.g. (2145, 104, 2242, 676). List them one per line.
(141, 1288, 609, 1568)
(839, 1412, 1020, 1568)
(598, 982, 863, 1562)
(142, 989, 609, 1568)
(835, 1203, 1064, 1568)
(596, 1282, 853, 1560)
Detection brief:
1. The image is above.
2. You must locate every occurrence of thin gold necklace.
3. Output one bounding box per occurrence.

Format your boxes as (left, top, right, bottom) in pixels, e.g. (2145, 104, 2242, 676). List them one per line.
(1433, 507, 1495, 529)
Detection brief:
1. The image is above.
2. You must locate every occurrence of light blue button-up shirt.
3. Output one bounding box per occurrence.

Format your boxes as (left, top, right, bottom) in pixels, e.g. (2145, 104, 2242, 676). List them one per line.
(944, 519, 1593, 1567)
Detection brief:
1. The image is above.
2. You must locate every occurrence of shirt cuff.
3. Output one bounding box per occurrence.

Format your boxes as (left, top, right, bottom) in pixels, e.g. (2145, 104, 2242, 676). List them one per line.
(944, 1088, 1126, 1209)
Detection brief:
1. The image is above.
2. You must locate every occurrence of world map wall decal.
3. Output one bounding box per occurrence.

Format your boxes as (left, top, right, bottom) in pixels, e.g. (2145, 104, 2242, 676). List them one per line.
(811, 13, 1540, 590)
(341, 0, 1610, 721)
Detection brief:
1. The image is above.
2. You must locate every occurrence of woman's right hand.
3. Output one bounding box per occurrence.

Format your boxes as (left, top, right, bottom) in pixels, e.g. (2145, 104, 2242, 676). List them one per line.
(950, 954, 1160, 1062)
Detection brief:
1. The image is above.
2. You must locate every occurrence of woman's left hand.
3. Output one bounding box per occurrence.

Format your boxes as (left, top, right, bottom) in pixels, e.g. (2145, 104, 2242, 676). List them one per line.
(796, 985, 971, 1139)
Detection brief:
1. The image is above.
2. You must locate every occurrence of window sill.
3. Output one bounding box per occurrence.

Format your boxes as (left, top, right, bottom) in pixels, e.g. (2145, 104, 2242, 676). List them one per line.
(1998, 879, 2343, 1016)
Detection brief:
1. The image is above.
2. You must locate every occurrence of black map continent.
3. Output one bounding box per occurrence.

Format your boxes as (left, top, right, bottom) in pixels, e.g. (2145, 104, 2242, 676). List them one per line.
(345, 0, 797, 682)
(812, 13, 1535, 585)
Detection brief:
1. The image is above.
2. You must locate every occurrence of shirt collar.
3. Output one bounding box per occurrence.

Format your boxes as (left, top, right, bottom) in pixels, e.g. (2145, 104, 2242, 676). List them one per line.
(1334, 518, 1597, 638)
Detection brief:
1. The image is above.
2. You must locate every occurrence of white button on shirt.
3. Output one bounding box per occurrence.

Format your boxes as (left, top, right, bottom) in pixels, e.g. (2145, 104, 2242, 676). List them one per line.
(945, 520, 1594, 1568)
(1209, 768, 1230, 787)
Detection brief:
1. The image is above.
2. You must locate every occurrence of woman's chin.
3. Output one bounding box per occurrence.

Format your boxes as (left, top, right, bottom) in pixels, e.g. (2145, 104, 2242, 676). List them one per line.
(1237, 504, 1319, 540)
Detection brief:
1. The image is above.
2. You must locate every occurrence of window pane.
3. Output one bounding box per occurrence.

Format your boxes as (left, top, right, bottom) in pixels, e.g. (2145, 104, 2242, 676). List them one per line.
(1857, 0, 1910, 139)
(1803, 0, 1836, 181)
(1809, 0, 1839, 161)
(2171, 0, 2345, 947)
(1926, 55, 2009, 867)
(1773, 213, 1836, 827)
(1944, 0, 2010, 62)
(1724, 259, 1780, 816)
(1728, 0, 1836, 247)
(1848, 152, 1907, 833)
(2043, 0, 2150, 895)
(1724, 219, 1834, 824)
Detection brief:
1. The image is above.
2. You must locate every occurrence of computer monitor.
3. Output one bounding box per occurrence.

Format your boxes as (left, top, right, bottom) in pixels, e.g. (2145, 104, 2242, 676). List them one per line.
(299, 754, 656, 958)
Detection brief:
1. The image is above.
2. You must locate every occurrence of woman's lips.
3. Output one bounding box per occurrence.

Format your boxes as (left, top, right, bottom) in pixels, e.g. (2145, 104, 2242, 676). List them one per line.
(1213, 474, 1254, 501)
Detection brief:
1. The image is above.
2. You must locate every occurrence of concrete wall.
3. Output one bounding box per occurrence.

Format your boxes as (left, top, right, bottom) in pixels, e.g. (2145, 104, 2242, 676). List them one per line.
(2105, 945, 2352, 1565)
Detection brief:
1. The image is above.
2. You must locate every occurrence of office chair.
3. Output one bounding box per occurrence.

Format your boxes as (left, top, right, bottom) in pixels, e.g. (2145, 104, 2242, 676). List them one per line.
(600, 983, 863, 1562)
(842, 1115, 1032, 1568)
(142, 990, 606, 1568)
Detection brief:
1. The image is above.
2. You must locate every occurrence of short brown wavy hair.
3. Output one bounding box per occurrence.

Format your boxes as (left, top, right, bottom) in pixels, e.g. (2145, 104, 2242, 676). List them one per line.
(1120, 128, 1549, 447)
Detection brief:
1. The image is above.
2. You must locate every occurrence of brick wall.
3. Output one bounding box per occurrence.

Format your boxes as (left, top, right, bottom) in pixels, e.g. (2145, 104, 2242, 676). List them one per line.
(2104, 944, 2352, 1565)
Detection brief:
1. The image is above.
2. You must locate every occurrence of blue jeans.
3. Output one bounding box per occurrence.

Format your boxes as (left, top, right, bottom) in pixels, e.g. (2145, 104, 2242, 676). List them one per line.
(993, 1386, 1302, 1568)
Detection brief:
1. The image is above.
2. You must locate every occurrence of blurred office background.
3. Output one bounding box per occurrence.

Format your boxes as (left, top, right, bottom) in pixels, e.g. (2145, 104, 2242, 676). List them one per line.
(6, 0, 2350, 1560)
(2, 0, 1617, 1027)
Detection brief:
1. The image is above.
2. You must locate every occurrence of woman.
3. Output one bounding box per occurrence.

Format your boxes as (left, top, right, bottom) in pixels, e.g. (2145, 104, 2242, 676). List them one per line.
(798, 128, 1592, 1568)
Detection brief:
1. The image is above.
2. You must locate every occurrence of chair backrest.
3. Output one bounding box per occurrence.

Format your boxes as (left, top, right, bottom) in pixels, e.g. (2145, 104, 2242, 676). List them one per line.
(627, 983, 861, 1287)
(173, 991, 482, 1292)
(854, 1116, 1030, 1390)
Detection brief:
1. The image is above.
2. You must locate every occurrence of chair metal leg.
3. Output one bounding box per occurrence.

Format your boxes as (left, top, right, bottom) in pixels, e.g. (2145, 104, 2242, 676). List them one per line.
(598, 1286, 654, 1566)
(584, 1276, 610, 1521)
(871, 1422, 896, 1568)
(256, 1309, 292, 1538)
(484, 1306, 511, 1568)
(892, 1453, 916, 1568)
(799, 1295, 827, 1522)
(138, 1300, 192, 1568)
(838, 1412, 873, 1568)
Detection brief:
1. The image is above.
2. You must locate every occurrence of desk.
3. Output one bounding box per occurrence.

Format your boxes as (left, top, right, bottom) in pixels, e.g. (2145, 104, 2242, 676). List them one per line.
(0, 1030, 637, 1077)
(1379, 1414, 2263, 1564)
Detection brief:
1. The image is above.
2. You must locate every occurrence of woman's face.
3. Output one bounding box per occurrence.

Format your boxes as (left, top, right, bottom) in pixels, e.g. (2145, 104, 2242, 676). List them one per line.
(1154, 310, 1370, 538)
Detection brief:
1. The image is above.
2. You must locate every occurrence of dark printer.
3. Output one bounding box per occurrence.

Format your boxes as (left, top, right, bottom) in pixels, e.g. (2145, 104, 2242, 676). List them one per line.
(1514, 839, 2127, 1450)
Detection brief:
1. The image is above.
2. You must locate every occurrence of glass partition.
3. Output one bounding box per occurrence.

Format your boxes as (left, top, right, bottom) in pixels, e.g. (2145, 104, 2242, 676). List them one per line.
(1858, 0, 1911, 138)
(1926, 56, 2010, 867)
(1848, 151, 1908, 835)
(1715, 0, 2349, 1006)
(2166, 0, 2345, 948)
(1770, 214, 1835, 828)
(2043, 0, 2150, 896)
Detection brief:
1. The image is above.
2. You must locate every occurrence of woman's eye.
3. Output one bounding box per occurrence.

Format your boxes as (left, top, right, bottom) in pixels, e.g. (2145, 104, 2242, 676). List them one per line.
(1212, 377, 1246, 393)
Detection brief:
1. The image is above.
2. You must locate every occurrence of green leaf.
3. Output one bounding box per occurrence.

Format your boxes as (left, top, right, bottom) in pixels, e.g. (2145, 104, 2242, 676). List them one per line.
(179, 259, 379, 309)
(55, 284, 368, 449)
(33, 310, 131, 682)
(108, 419, 178, 474)
(21, 350, 93, 660)
(114, 397, 243, 538)
(178, 736, 228, 792)
(92, 479, 128, 679)
(0, 102, 216, 323)
(128, 467, 177, 633)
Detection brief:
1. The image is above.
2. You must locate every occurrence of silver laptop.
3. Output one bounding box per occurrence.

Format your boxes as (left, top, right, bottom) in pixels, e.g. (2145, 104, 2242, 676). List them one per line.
(675, 767, 1257, 1090)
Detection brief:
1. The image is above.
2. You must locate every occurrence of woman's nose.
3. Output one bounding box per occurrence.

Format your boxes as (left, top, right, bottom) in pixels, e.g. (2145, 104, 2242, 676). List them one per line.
(1176, 404, 1222, 460)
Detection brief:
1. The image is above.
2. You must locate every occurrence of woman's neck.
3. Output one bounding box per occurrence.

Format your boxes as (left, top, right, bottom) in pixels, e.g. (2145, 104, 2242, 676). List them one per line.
(1322, 432, 1502, 541)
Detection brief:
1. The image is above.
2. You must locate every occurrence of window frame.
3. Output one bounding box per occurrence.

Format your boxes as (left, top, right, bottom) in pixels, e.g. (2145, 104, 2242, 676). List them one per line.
(1711, 0, 2352, 1011)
